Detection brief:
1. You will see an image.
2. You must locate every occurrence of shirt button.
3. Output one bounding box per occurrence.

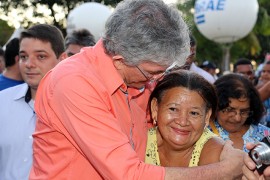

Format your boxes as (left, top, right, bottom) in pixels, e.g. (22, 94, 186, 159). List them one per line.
(29, 135, 33, 139)
(23, 158, 28, 162)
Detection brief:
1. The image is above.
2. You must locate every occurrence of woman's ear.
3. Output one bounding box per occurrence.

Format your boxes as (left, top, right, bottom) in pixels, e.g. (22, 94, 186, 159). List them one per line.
(204, 109, 212, 128)
(151, 98, 158, 124)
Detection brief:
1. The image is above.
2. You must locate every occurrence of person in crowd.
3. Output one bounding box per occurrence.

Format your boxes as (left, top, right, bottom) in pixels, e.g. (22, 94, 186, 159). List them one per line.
(258, 61, 270, 86)
(209, 73, 270, 152)
(257, 61, 270, 103)
(146, 71, 225, 167)
(30, 0, 244, 179)
(0, 24, 65, 180)
(0, 38, 24, 90)
(63, 28, 95, 58)
(0, 47, 5, 73)
(200, 60, 218, 80)
(256, 52, 270, 78)
(242, 143, 270, 179)
(233, 58, 256, 85)
(256, 61, 270, 127)
(181, 35, 216, 84)
(258, 80, 270, 102)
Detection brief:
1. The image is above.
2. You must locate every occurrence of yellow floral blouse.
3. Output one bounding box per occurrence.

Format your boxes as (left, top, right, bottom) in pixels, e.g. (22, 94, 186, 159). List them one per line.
(145, 127, 216, 167)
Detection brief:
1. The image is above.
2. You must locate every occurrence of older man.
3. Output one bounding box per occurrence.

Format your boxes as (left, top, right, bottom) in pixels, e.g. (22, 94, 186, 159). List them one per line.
(30, 0, 244, 179)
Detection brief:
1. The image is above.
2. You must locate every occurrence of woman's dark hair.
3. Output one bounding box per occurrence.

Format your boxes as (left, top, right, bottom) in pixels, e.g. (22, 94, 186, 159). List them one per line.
(148, 70, 218, 121)
(214, 73, 264, 125)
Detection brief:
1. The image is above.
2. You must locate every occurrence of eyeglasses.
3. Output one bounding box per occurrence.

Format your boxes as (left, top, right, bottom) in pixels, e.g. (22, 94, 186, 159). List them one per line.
(135, 61, 193, 91)
(136, 66, 166, 82)
(221, 107, 253, 118)
(136, 62, 178, 91)
(136, 61, 178, 83)
(170, 64, 191, 71)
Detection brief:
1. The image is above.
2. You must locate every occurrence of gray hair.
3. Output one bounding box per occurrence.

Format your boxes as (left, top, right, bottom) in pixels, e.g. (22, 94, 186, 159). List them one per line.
(103, 0, 190, 67)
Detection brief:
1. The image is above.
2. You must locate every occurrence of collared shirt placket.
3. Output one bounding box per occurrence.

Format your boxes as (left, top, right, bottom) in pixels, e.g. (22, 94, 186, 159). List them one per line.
(122, 89, 135, 150)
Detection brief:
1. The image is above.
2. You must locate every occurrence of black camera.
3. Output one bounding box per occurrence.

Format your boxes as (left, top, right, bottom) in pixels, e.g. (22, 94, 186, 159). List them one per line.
(249, 136, 270, 174)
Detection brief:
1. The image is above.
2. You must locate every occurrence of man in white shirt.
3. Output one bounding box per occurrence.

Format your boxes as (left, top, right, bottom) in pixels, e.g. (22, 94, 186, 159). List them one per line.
(183, 35, 215, 84)
(0, 24, 65, 180)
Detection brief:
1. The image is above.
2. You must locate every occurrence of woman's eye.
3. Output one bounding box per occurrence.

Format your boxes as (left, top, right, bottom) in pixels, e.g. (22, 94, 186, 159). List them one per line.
(189, 111, 200, 117)
(169, 107, 177, 112)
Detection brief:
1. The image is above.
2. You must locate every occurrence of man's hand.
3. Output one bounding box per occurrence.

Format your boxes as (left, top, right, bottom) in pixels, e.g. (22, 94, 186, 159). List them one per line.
(220, 140, 245, 179)
(242, 143, 270, 180)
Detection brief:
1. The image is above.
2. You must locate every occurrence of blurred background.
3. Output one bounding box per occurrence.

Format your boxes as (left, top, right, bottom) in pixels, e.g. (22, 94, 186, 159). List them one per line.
(0, 0, 269, 73)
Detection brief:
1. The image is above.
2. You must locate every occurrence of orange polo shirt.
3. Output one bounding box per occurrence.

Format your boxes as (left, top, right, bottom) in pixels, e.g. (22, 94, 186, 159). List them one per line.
(30, 40, 165, 179)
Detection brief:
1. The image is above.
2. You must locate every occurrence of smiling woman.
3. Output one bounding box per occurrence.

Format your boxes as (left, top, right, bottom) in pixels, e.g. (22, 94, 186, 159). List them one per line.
(146, 70, 225, 167)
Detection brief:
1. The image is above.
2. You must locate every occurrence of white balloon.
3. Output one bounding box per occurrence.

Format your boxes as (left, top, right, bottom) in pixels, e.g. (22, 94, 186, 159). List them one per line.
(67, 2, 112, 42)
(194, 0, 259, 43)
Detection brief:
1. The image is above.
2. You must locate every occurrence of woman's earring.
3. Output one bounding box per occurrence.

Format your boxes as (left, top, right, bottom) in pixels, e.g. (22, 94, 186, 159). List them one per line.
(204, 122, 208, 129)
(153, 119, 157, 126)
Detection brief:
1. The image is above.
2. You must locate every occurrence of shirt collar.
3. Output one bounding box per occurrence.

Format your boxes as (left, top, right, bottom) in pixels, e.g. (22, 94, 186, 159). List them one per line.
(13, 83, 30, 101)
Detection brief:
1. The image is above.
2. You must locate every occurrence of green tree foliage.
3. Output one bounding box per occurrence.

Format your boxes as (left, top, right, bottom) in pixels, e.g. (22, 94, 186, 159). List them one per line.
(0, 0, 122, 35)
(0, 19, 14, 46)
(1, 0, 269, 69)
(177, 0, 270, 70)
(31, 0, 120, 32)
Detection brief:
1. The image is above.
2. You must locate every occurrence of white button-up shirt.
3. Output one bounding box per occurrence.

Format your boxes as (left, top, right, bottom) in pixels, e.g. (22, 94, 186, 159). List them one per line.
(190, 62, 215, 84)
(0, 83, 36, 180)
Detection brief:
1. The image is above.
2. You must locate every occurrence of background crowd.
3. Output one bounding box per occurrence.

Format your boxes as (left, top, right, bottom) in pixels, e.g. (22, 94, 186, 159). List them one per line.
(0, 0, 269, 179)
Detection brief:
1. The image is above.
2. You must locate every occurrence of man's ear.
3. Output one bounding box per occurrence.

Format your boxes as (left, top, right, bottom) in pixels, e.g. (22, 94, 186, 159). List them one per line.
(112, 55, 124, 61)
(59, 52, 68, 61)
(15, 55, 20, 63)
(112, 55, 125, 70)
